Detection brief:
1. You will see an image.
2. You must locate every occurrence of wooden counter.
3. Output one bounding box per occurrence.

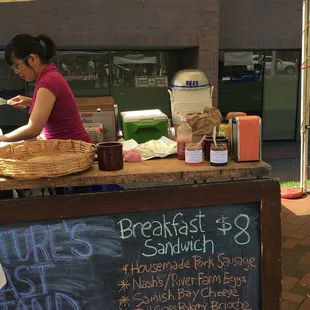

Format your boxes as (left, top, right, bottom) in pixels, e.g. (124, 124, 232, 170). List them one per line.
(0, 158, 271, 190)
(0, 158, 280, 310)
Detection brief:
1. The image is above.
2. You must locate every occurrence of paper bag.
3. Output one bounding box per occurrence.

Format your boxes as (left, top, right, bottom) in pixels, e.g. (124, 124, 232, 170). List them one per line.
(188, 107, 222, 143)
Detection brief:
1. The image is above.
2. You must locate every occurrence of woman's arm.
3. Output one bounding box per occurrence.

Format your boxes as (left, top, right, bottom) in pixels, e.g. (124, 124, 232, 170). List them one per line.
(0, 88, 55, 142)
(9, 95, 32, 109)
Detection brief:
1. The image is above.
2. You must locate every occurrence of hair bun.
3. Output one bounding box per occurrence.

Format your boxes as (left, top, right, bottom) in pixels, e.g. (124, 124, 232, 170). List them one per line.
(36, 34, 56, 60)
(38, 39, 46, 51)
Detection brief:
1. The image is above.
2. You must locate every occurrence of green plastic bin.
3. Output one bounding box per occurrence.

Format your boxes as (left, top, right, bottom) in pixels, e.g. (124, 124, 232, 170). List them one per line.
(121, 109, 168, 143)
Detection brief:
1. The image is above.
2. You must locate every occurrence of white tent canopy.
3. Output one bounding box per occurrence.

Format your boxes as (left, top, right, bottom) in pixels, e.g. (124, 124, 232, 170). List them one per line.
(113, 55, 157, 65)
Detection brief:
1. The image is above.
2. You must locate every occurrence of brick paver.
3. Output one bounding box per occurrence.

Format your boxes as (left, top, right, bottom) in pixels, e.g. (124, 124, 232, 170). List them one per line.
(281, 195, 310, 309)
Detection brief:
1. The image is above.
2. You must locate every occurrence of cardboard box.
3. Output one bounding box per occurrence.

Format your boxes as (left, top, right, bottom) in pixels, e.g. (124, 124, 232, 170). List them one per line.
(76, 96, 115, 111)
(77, 97, 118, 141)
(84, 123, 104, 144)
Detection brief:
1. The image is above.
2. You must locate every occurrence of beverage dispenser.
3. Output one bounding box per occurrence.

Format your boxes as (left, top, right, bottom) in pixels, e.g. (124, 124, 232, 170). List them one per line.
(168, 69, 213, 126)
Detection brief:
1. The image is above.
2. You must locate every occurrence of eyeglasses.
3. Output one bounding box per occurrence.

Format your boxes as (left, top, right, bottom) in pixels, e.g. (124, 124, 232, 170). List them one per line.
(11, 55, 30, 72)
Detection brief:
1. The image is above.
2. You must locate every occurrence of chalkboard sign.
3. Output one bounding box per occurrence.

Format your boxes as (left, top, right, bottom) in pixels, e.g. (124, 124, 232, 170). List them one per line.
(0, 202, 261, 310)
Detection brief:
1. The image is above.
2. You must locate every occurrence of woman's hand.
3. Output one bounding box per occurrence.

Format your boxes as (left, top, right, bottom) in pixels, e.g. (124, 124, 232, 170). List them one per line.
(0, 88, 55, 143)
(8, 95, 32, 109)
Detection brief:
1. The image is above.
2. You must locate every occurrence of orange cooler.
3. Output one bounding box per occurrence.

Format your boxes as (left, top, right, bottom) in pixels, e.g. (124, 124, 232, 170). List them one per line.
(232, 115, 261, 162)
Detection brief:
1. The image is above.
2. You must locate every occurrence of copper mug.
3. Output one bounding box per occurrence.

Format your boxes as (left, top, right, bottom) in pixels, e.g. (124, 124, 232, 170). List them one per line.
(97, 142, 123, 171)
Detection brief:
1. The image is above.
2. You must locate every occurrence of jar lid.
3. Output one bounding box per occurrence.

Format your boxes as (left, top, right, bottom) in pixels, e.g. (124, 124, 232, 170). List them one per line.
(221, 119, 229, 124)
(211, 141, 227, 148)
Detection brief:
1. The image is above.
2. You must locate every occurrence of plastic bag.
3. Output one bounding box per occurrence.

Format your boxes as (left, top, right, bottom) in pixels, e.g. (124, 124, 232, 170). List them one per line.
(124, 149, 142, 162)
(137, 136, 177, 161)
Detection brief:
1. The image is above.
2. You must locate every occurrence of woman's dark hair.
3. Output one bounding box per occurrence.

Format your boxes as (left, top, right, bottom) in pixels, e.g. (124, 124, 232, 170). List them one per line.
(5, 34, 56, 66)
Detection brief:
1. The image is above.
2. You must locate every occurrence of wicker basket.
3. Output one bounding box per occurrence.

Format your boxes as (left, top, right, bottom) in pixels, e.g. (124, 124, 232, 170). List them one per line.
(0, 139, 96, 180)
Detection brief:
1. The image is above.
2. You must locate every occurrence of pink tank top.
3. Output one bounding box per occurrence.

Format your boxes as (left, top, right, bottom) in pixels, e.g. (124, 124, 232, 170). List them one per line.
(29, 64, 92, 143)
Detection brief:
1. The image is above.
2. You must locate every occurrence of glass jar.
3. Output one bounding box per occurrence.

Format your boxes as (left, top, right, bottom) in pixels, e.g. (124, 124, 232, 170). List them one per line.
(204, 136, 228, 161)
(210, 141, 228, 166)
(185, 143, 203, 165)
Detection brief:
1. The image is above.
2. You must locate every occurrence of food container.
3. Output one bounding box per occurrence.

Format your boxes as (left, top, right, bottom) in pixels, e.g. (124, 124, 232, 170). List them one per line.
(168, 69, 213, 126)
(226, 111, 247, 120)
(185, 143, 203, 165)
(219, 119, 232, 154)
(121, 109, 168, 143)
(204, 136, 228, 161)
(210, 141, 228, 166)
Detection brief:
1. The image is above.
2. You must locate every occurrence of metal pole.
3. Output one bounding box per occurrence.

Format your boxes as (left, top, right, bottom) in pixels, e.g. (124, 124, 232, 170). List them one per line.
(300, 0, 310, 193)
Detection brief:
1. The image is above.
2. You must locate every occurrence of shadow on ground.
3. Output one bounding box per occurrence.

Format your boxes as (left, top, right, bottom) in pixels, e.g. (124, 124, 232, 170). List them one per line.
(262, 142, 309, 183)
(265, 159, 309, 183)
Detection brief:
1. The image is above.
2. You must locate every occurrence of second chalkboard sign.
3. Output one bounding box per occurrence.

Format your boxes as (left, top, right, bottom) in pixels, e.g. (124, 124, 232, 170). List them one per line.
(0, 202, 261, 310)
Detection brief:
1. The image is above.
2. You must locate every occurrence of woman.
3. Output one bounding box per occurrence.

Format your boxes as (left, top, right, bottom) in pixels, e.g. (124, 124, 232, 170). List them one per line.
(1, 34, 92, 195)
(0, 34, 91, 143)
